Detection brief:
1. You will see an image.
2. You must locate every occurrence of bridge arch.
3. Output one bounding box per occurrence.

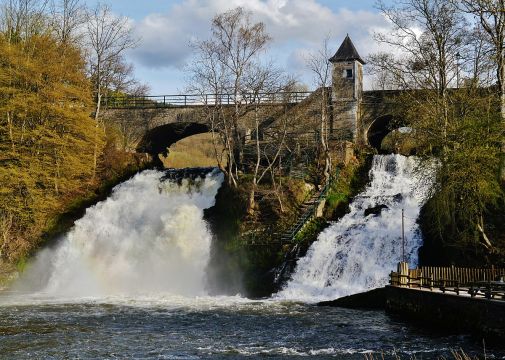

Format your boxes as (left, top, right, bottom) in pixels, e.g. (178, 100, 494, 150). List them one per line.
(137, 122, 210, 167)
(365, 115, 408, 151)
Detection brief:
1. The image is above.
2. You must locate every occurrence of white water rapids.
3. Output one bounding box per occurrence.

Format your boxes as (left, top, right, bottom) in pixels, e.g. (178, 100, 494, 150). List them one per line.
(13, 155, 430, 305)
(277, 154, 431, 302)
(15, 169, 224, 298)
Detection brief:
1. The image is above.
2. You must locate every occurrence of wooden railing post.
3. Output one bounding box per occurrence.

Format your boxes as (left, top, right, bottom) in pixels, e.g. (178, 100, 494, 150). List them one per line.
(398, 262, 409, 287)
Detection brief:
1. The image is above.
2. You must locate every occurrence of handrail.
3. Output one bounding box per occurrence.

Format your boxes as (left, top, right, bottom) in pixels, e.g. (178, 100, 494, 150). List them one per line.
(242, 168, 339, 246)
(279, 168, 340, 244)
(389, 268, 505, 301)
(103, 91, 313, 109)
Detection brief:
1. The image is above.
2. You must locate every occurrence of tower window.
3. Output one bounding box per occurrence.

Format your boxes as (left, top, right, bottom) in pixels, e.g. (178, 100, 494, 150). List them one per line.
(346, 69, 353, 78)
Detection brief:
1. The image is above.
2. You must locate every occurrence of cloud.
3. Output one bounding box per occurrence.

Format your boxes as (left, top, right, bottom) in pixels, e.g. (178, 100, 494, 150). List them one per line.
(128, 0, 390, 72)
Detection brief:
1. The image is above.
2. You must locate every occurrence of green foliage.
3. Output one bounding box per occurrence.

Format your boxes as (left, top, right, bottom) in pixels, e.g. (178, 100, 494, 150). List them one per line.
(15, 256, 27, 272)
(293, 217, 327, 244)
(325, 155, 372, 220)
(407, 87, 505, 261)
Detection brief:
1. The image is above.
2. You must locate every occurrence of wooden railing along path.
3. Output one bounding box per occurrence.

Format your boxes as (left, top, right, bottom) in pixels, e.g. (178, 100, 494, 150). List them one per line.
(390, 264, 505, 301)
(103, 91, 313, 109)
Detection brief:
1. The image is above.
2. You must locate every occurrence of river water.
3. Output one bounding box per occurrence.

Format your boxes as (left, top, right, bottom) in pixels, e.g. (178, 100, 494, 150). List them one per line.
(0, 159, 503, 358)
(0, 295, 499, 359)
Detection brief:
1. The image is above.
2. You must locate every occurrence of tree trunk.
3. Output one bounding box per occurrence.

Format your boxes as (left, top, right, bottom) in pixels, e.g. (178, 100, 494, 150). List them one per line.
(92, 91, 101, 180)
(248, 106, 262, 215)
(248, 184, 256, 216)
(6, 112, 15, 152)
(500, 56, 505, 182)
(320, 89, 331, 183)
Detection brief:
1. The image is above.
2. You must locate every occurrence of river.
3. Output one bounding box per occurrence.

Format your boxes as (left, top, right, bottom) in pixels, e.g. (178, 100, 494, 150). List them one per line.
(0, 295, 499, 359)
(0, 158, 503, 359)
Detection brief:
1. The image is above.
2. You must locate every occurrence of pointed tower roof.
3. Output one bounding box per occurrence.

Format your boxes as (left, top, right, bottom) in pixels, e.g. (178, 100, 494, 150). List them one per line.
(329, 34, 365, 64)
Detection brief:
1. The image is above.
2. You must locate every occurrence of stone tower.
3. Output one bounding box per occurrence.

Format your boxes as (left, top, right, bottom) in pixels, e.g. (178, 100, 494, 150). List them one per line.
(329, 34, 365, 143)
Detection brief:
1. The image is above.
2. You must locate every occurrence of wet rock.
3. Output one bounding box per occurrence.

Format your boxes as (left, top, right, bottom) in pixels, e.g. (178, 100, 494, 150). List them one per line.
(161, 167, 218, 185)
(364, 204, 389, 217)
(393, 193, 403, 203)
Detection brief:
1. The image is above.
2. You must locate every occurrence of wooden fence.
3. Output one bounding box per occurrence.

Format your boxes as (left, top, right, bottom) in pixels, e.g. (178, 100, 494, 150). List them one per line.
(390, 264, 505, 301)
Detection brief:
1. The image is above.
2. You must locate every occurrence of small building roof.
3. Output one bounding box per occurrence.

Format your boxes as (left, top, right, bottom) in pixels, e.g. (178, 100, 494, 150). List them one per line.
(329, 34, 365, 64)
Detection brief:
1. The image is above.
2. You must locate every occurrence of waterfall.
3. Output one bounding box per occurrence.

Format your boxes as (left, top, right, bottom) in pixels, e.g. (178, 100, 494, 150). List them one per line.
(277, 154, 431, 302)
(15, 169, 224, 298)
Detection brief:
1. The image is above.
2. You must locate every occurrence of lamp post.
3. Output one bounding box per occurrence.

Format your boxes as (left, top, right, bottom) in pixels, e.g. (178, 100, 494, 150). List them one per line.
(401, 208, 405, 262)
(456, 52, 460, 88)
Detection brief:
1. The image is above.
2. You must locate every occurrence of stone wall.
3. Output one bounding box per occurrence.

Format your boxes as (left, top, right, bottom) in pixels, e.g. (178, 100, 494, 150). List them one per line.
(385, 286, 505, 343)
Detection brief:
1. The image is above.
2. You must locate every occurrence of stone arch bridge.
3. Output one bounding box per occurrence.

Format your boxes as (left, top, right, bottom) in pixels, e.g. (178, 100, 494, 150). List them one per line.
(102, 36, 413, 163)
(102, 89, 407, 164)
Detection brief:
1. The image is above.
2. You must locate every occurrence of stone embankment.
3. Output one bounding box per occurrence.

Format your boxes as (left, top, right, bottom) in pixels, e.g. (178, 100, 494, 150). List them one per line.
(319, 284, 505, 344)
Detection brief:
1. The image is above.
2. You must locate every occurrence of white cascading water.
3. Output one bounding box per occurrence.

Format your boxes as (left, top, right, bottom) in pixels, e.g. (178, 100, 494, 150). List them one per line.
(15, 169, 223, 298)
(277, 154, 432, 302)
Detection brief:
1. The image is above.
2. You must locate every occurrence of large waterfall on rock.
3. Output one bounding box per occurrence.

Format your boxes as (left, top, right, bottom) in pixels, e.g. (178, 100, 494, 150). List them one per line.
(16, 169, 224, 298)
(277, 155, 431, 302)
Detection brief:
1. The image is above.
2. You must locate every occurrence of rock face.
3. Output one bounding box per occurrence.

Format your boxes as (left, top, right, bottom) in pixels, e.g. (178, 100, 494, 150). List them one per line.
(318, 288, 386, 309)
(364, 204, 388, 217)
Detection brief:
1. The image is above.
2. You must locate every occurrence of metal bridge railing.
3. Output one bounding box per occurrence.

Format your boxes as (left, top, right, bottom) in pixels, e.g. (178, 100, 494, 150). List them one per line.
(103, 91, 313, 109)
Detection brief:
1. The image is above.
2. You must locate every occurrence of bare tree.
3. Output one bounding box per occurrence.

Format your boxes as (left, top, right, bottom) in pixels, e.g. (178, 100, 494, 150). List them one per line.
(188, 7, 272, 187)
(465, 25, 496, 87)
(211, 7, 271, 173)
(49, 0, 84, 44)
(0, 0, 48, 42)
(367, 53, 398, 90)
(372, 0, 469, 146)
(458, 0, 505, 114)
(306, 35, 332, 183)
(457, 0, 505, 180)
(187, 38, 236, 185)
(85, 2, 137, 176)
(243, 63, 293, 214)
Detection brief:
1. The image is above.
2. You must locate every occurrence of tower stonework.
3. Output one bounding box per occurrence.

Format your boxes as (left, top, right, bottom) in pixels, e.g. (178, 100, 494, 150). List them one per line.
(329, 35, 364, 143)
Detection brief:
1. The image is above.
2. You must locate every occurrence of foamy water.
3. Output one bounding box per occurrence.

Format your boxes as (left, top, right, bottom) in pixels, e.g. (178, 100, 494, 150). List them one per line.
(12, 169, 224, 299)
(277, 155, 432, 302)
(0, 159, 492, 359)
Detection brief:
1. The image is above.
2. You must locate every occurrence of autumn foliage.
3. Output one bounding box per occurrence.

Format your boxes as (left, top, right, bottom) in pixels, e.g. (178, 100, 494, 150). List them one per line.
(0, 34, 103, 261)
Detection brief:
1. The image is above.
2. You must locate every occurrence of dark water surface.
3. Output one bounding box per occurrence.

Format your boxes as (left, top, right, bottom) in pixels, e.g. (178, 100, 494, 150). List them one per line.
(0, 295, 502, 359)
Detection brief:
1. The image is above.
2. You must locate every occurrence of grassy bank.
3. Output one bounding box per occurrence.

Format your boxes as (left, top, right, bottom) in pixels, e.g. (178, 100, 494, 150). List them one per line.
(161, 133, 226, 169)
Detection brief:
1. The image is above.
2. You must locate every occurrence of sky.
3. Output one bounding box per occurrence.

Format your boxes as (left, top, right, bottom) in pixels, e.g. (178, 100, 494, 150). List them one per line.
(83, 0, 391, 94)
